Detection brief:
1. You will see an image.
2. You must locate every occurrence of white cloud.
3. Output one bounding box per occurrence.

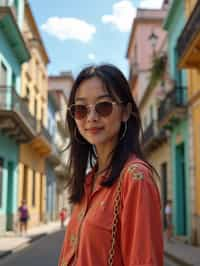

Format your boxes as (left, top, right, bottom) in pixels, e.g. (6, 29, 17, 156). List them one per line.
(139, 0, 163, 9)
(41, 17, 96, 43)
(88, 53, 96, 60)
(101, 0, 136, 32)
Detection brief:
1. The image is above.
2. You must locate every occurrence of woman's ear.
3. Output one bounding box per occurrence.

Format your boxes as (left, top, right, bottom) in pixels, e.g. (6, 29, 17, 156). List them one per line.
(122, 102, 132, 122)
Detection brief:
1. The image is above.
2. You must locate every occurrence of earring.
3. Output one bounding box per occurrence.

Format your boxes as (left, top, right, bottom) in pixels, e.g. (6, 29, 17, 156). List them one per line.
(120, 122, 127, 141)
(74, 127, 87, 145)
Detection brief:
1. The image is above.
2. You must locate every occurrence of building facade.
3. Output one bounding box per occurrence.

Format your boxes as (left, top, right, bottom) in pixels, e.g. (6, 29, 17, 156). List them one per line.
(126, 4, 171, 225)
(163, 0, 190, 240)
(48, 72, 74, 216)
(177, 0, 200, 244)
(19, 0, 50, 228)
(0, 0, 30, 233)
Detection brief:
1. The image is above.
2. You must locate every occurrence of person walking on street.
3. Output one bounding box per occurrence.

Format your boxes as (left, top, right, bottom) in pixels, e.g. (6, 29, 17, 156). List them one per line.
(60, 208, 67, 229)
(165, 199, 173, 241)
(18, 200, 29, 236)
(58, 64, 163, 266)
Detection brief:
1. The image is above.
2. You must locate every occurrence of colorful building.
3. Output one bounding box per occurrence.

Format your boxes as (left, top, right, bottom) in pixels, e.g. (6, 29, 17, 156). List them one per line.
(126, 3, 171, 225)
(163, 0, 190, 240)
(19, 0, 50, 228)
(0, 0, 30, 233)
(45, 90, 60, 222)
(177, 0, 200, 244)
(48, 72, 74, 215)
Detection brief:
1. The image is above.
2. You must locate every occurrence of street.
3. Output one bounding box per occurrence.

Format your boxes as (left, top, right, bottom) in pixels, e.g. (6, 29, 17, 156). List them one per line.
(0, 230, 180, 266)
(0, 230, 64, 266)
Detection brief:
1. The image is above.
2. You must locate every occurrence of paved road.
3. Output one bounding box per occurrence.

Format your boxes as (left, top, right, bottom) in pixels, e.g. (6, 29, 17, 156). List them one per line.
(0, 230, 64, 266)
(0, 230, 180, 266)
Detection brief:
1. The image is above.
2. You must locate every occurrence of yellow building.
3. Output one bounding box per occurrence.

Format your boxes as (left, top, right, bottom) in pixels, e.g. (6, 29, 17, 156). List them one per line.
(178, 0, 200, 244)
(19, 1, 50, 227)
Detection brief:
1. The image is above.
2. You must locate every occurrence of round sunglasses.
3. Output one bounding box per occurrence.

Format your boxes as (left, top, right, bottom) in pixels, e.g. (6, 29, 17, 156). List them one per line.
(68, 101, 121, 120)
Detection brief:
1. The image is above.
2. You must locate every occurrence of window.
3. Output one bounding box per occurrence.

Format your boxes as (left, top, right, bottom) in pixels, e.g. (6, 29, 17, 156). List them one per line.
(32, 170, 36, 207)
(150, 105, 154, 122)
(22, 165, 28, 202)
(0, 158, 4, 208)
(12, 72, 16, 91)
(34, 98, 38, 117)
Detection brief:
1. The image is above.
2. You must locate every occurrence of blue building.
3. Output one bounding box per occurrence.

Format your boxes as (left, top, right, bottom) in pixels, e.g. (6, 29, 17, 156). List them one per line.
(0, 0, 30, 233)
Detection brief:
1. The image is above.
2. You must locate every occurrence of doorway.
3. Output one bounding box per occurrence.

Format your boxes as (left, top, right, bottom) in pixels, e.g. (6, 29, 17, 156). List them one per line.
(175, 143, 187, 235)
(6, 161, 14, 230)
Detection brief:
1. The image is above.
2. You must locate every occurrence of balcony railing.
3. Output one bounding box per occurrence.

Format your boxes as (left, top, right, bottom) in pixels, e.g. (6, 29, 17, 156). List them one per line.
(143, 120, 155, 144)
(177, 0, 200, 60)
(0, 86, 36, 131)
(143, 119, 167, 152)
(0, 0, 9, 6)
(158, 86, 187, 124)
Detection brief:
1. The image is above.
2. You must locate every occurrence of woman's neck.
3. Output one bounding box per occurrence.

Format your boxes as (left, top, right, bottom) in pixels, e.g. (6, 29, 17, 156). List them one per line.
(95, 137, 118, 173)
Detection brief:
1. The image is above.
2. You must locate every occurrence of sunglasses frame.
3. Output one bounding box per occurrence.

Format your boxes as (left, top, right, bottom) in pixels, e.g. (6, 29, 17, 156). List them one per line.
(68, 101, 122, 120)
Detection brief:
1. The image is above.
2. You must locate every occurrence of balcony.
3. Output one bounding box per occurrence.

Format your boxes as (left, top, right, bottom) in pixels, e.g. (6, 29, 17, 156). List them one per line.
(178, 0, 200, 68)
(0, 5, 30, 64)
(158, 86, 187, 129)
(143, 120, 167, 154)
(30, 120, 52, 157)
(0, 86, 36, 142)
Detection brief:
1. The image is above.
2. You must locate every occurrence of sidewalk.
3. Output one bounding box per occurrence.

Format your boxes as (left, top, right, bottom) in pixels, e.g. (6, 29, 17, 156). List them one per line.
(164, 237, 200, 266)
(0, 219, 69, 259)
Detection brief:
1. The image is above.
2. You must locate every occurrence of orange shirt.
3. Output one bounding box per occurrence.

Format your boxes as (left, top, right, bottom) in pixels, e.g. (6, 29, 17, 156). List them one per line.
(58, 156, 163, 266)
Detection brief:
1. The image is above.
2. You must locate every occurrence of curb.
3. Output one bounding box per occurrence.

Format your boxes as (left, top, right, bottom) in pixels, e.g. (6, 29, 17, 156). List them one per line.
(0, 232, 48, 260)
(164, 251, 193, 266)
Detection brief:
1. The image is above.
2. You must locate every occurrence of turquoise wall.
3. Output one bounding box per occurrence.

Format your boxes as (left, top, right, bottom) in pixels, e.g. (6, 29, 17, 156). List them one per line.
(171, 120, 190, 236)
(0, 134, 19, 215)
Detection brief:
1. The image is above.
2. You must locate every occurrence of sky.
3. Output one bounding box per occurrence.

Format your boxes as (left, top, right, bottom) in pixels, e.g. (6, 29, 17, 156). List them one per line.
(29, 0, 164, 78)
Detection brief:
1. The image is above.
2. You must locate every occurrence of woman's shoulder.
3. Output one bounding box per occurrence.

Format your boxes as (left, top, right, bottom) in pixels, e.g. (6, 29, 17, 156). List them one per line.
(121, 155, 155, 187)
(121, 155, 161, 203)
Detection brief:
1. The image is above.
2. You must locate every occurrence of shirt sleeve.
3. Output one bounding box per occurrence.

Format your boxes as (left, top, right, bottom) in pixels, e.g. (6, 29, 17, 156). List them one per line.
(120, 163, 163, 266)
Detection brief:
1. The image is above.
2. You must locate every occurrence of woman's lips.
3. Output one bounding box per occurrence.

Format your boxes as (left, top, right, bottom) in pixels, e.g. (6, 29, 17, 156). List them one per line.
(86, 127, 104, 134)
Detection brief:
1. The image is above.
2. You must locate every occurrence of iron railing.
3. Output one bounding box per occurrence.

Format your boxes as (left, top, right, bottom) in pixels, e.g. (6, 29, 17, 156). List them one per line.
(158, 86, 187, 123)
(177, 0, 200, 59)
(143, 120, 155, 144)
(0, 86, 36, 131)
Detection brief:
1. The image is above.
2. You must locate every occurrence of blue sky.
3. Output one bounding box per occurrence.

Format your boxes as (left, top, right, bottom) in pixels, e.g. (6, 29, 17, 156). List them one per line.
(29, 0, 163, 78)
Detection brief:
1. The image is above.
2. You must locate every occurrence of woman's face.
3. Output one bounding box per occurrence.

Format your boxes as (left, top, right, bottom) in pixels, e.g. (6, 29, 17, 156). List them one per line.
(74, 77, 126, 149)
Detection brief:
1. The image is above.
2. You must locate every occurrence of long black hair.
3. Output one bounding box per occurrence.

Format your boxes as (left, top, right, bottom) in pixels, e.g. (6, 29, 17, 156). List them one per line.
(66, 64, 150, 203)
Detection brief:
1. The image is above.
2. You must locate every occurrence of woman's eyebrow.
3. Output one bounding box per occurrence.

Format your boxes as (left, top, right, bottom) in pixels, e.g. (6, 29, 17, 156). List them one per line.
(75, 94, 111, 101)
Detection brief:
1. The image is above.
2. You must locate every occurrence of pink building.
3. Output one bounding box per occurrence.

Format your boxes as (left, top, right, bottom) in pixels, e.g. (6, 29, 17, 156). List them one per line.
(126, 3, 168, 105)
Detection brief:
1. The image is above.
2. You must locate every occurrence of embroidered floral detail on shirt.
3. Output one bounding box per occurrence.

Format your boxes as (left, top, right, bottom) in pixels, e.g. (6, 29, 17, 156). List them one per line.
(78, 209, 85, 222)
(70, 233, 77, 249)
(127, 164, 144, 180)
(60, 260, 67, 266)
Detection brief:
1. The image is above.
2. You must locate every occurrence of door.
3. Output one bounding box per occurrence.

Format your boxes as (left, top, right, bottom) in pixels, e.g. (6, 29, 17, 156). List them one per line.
(161, 162, 168, 228)
(175, 143, 187, 235)
(6, 161, 14, 230)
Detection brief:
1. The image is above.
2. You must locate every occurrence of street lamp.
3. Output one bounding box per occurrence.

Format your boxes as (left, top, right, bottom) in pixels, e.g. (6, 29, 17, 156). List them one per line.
(148, 31, 158, 56)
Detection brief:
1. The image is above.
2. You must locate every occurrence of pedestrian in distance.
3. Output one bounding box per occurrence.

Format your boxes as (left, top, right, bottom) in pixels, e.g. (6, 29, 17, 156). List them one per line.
(165, 199, 173, 242)
(60, 208, 67, 229)
(58, 64, 163, 266)
(18, 199, 30, 236)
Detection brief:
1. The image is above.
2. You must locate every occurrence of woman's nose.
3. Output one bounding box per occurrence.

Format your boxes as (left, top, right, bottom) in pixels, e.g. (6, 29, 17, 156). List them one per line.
(87, 105, 98, 121)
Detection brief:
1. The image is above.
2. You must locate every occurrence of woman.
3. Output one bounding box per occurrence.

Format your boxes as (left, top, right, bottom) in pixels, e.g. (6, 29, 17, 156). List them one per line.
(58, 64, 163, 266)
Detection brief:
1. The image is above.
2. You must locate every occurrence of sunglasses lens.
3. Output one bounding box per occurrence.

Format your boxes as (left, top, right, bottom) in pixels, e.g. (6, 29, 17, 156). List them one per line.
(70, 105, 87, 119)
(95, 102, 113, 117)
